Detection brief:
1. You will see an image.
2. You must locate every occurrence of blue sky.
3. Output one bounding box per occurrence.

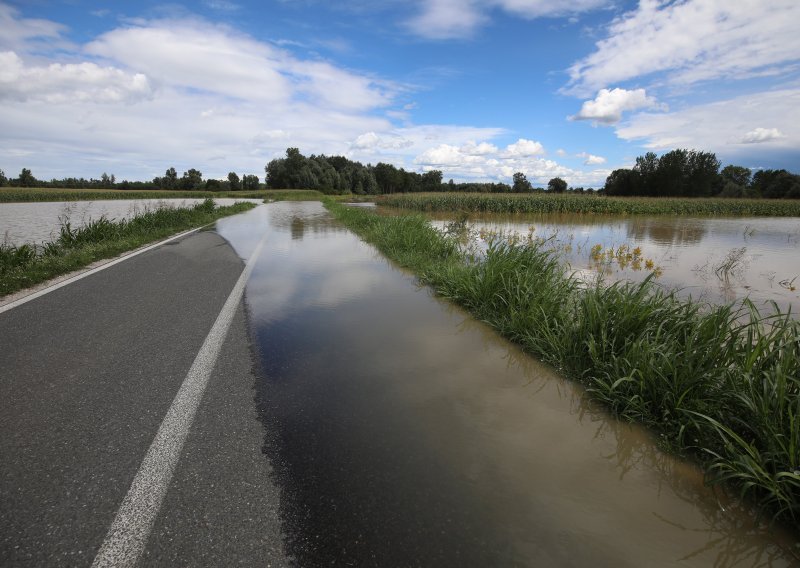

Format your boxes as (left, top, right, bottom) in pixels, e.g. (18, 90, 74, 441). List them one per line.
(1, 0, 798, 187)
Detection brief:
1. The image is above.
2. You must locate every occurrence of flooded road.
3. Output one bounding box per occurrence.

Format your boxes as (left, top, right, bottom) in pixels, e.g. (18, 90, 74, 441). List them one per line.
(216, 202, 798, 566)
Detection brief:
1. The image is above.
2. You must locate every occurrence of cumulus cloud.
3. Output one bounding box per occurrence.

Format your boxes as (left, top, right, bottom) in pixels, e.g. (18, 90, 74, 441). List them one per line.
(566, 0, 800, 95)
(351, 132, 414, 150)
(0, 51, 152, 104)
(412, 138, 607, 186)
(578, 152, 606, 165)
(571, 87, 664, 124)
(406, 0, 610, 39)
(740, 127, 785, 144)
(616, 88, 800, 160)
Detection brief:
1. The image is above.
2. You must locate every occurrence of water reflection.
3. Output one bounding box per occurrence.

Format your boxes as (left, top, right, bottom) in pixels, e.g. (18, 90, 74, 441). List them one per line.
(419, 210, 800, 315)
(216, 202, 798, 566)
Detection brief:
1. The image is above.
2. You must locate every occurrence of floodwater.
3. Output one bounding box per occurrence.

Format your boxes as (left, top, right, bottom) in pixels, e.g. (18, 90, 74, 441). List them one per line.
(215, 202, 798, 566)
(420, 211, 800, 315)
(0, 198, 261, 246)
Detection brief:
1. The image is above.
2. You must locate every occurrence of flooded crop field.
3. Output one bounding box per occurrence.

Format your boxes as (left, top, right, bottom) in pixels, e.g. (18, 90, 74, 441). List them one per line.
(0, 198, 261, 247)
(215, 202, 798, 566)
(421, 211, 800, 315)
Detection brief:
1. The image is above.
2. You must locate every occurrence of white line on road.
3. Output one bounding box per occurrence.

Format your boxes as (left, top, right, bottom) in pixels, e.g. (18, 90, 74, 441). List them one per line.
(91, 232, 268, 568)
(0, 226, 206, 315)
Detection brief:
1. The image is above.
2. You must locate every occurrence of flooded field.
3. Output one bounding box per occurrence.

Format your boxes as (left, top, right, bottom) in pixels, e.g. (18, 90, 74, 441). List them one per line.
(0, 198, 261, 246)
(420, 211, 800, 315)
(215, 202, 798, 566)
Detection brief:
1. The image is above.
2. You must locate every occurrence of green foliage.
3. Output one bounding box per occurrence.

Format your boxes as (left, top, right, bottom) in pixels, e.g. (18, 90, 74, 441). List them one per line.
(228, 172, 241, 191)
(547, 177, 568, 193)
(512, 172, 533, 193)
(0, 200, 255, 296)
(377, 192, 800, 216)
(327, 200, 800, 527)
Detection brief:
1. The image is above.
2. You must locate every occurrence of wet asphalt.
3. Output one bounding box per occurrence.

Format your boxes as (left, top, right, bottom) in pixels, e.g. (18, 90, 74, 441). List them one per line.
(0, 229, 287, 567)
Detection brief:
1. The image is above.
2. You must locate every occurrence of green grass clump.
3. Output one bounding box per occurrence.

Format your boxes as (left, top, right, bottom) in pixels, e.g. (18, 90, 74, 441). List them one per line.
(1, 199, 255, 297)
(378, 192, 800, 217)
(0, 187, 325, 203)
(326, 199, 800, 529)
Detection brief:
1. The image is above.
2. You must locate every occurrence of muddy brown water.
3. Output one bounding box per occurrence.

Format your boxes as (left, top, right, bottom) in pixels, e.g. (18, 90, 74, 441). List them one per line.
(215, 202, 798, 566)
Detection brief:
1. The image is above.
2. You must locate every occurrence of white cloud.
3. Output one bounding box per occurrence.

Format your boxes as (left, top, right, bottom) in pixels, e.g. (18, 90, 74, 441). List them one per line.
(0, 51, 152, 104)
(412, 137, 608, 186)
(0, 3, 68, 53)
(578, 152, 606, 165)
(503, 138, 545, 156)
(567, 0, 800, 95)
(351, 132, 413, 150)
(616, 88, 800, 159)
(571, 87, 664, 125)
(404, 0, 486, 40)
(740, 127, 785, 144)
(406, 0, 609, 39)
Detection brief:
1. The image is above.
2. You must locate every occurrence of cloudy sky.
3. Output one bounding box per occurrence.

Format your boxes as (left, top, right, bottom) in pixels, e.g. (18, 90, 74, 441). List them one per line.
(1, 0, 798, 187)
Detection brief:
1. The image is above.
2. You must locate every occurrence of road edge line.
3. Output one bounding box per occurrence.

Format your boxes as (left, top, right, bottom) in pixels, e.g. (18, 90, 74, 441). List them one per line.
(90, 232, 268, 568)
(0, 225, 211, 315)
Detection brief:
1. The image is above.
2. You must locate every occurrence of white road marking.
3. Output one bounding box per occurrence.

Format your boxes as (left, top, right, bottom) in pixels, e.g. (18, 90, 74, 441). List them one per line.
(91, 233, 268, 568)
(0, 226, 205, 315)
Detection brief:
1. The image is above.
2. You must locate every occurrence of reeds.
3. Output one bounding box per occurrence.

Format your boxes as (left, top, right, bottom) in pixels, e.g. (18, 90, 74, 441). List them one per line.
(378, 193, 800, 217)
(326, 198, 800, 527)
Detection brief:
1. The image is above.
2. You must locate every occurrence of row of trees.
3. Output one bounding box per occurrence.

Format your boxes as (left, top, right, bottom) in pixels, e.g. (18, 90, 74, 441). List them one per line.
(0, 167, 261, 192)
(604, 149, 800, 199)
(265, 148, 443, 194)
(264, 148, 571, 195)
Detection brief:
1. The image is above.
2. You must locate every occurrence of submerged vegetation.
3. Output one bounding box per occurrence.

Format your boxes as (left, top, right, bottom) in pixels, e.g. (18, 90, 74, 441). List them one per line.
(378, 192, 800, 217)
(326, 199, 800, 530)
(0, 199, 255, 297)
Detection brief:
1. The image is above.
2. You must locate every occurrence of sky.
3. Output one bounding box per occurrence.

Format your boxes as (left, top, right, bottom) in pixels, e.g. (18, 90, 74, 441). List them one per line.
(1, 0, 799, 187)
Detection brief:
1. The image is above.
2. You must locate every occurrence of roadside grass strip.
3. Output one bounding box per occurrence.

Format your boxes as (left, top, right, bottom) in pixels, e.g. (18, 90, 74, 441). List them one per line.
(0, 199, 255, 297)
(326, 199, 800, 532)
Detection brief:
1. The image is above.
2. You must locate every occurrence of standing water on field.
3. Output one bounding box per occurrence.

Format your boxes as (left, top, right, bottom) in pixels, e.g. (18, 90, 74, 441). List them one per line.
(216, 202, 798, 566)
(419, 212, 800, 315)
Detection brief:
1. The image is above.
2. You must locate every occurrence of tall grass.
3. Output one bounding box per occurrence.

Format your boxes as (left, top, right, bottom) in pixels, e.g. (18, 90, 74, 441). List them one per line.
(379, 193, 800, 217)
(327, 199, 800, 530)
(1, 199, 255, 296)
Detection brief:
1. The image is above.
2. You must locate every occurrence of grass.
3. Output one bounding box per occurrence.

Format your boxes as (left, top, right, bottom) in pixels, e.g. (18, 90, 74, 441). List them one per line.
(326, 198, 800, 533)
(0, 187, 325, 203)
(0, 198, 256, 297)
(378, 192, 800, 217)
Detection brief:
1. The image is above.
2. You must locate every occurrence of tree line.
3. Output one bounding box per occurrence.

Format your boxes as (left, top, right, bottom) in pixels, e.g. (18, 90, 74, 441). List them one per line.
(604, 149, 800, 199)
(265, 148, 573, 195)
(0, 167, 260, 192)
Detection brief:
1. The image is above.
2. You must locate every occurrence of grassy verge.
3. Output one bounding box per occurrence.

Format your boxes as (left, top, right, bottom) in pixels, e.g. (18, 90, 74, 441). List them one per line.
(326, 199, 800, 530)
(0, 187, 325, 203)
(378, 192, 800, 217)
(1, 199, 255, 297)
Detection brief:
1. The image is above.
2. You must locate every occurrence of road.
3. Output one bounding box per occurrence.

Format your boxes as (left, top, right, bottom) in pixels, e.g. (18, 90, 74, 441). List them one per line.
(0, 226, 287, 567)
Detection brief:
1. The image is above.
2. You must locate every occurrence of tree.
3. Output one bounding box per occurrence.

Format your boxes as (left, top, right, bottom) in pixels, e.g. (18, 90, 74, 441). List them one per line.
(180, 168, 203, 190)
(720, 165, 751, 188)
(205, 179, 222, 191)
(17, 168, 36, 187)
(547, 177, 567, 193)
(512, 172, 533, 193)
(603, 169, 641, 196)
(228, 172, 241, 191)
(242, 174, 259, 191)
(0, 169, 6, 187)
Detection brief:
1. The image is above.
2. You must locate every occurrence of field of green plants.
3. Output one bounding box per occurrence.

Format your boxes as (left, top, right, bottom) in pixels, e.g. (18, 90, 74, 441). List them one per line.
(378, 193, 800, 216)
(327, 199, 800, 533)
(0, 199, 255, 296)
(0, 187, 324, 203)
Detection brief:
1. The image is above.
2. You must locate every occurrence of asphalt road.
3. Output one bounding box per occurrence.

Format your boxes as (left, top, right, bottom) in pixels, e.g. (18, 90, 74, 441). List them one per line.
(0, 229, 287, 567)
